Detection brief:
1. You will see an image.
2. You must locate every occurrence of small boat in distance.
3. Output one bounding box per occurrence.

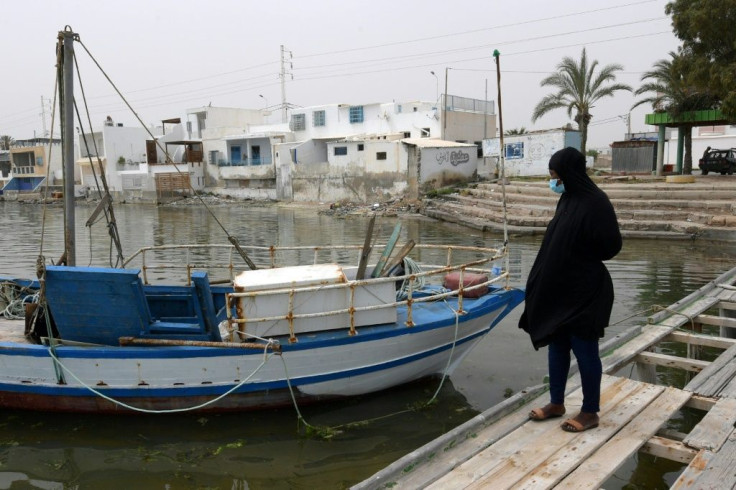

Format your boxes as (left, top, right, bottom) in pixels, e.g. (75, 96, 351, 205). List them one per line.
(0, 28, 524, 414)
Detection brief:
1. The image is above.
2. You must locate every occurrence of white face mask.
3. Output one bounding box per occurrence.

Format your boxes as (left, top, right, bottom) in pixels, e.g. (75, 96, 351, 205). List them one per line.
(549, 178, 565, 194)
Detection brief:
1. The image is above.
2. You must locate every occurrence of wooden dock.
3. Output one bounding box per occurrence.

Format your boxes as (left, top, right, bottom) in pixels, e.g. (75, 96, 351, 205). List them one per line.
(354, 267, 736, 489)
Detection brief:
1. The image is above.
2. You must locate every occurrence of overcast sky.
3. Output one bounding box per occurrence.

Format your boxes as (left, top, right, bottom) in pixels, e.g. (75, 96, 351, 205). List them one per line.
(1, 0, 679, 148)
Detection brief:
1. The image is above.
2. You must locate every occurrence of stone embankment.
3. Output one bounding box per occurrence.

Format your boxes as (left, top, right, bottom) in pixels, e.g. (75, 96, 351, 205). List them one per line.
(422, 176, 736, 242)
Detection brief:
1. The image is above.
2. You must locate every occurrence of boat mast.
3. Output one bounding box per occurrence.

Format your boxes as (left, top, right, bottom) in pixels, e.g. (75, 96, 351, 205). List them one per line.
(61, 27, 76, 266)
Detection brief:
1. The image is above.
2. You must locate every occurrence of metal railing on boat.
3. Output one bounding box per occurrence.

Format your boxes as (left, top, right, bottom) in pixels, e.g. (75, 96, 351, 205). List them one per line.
(123, 243, 511, 343)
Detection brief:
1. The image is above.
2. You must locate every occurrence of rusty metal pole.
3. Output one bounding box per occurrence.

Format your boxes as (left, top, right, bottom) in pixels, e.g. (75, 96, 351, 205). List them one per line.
(62, 28, 76, 266)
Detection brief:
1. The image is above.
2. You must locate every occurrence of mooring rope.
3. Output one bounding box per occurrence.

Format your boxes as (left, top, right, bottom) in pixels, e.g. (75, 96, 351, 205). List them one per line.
(44, 340, 276, 414)
(609, 304, 697, 331)
(280, 296, 463, 438)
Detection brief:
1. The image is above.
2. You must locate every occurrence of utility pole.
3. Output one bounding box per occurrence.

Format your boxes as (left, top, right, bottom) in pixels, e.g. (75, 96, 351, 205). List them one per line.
(40, 96, 49, 138)
(280, 45, 293, 124)
(484, 79, 488, 173)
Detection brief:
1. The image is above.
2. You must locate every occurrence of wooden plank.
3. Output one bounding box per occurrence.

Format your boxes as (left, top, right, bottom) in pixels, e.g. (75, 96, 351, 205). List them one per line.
(355, 384, 549, 490)
(671, 449, 712, 489)
(355, 214, 376, 280)
(718, 301, 736, 311)
(634, 351, 710, 372)
(640, 436, 698, 464)
(432, 377, 649, 490)
(555, 387, 691, 489)
(370, 222, 401, 278)
(694, 314, 736, 329)
(424, 377, 629, 490)
(665, 330, 736, 349)
(656, 428, 688, 441)
(655, 297, 723, 330)
(482, 381, 664, 490)
(673, 429, 736, 490)
(684, 342, 736, 396)
(714, 372, 736, 399)
(423, 384, 586, 490)
(683, 398, 736, 451)
(684, 394, 717, 412)
(602, 325, 672, 371)
(379, 240, 415, 277)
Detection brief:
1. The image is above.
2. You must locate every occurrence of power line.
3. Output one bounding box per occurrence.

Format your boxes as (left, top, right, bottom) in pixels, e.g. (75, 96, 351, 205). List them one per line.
(291, 32, 672, 83)
(296, 0, 661, 59)
(294, 17, 667, 72)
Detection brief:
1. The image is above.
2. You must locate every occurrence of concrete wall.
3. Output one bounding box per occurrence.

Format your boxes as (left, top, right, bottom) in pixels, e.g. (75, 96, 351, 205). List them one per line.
(417, 145, 478, 189)
(287, 139, 409, 202)
(483, 130, 581, 177)
(444, 111, 495, 144)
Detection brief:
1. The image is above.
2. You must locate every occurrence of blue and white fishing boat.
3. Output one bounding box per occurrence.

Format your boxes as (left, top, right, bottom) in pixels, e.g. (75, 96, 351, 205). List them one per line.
(0, 29, 523, 414)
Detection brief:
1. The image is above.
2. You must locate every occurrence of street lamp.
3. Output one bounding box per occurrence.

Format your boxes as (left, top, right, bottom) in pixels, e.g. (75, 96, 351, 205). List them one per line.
(430, 71, 439, 106)
(259, 94, 268, 109)
(442, 67, 450, 140)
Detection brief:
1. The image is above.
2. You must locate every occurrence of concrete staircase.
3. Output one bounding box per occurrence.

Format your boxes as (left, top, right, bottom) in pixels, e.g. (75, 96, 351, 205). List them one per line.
(422, 178, 736, 242)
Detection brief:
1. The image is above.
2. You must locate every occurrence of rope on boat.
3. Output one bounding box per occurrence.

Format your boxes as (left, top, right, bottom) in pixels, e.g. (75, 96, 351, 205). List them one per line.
(280, 297, 463, 438)
(0, 282, 39, 320)
(44, 340, 277, 414)
(395, 257, 425, 301)
(75, 37, 257, 271)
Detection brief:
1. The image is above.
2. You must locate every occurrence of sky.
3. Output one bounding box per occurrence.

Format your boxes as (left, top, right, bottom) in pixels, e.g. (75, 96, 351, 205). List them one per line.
(1, 0, 681, 149)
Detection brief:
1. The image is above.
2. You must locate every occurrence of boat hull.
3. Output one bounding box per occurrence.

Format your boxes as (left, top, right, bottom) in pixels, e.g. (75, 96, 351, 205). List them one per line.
(0, 289, 523, 413)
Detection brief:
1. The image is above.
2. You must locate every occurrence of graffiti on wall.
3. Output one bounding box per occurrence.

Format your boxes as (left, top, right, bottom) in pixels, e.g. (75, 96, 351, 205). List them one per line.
(436, 150, 470, 166)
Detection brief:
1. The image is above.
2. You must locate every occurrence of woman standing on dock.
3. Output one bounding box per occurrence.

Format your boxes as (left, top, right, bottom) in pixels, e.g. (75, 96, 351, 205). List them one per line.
(519, 147, 622, 432)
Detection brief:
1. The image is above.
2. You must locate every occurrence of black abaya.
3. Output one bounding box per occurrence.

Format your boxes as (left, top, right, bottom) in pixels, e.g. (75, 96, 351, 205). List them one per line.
(518, 147, 622, 349)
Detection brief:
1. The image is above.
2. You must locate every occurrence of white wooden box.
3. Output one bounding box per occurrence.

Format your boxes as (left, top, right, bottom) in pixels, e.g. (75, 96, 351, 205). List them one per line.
(233, 264, 397, 337)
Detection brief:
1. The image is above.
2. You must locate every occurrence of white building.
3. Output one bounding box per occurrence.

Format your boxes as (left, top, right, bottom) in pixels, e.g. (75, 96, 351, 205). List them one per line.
(77, 118, 203, 202)
(205, 96, 495, 202)
(185, 106, 267, 187)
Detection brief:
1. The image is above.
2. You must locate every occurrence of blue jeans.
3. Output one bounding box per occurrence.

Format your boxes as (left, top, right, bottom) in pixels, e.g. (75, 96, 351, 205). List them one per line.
(548, 333, 602, 413)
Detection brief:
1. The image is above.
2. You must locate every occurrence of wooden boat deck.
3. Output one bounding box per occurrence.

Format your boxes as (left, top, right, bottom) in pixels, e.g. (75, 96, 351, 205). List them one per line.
(355, 267, 736, 489)
(0, 317, 31, 343)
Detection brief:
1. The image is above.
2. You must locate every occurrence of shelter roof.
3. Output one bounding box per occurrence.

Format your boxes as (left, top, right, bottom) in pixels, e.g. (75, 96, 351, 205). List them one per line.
(645, 109, 732, 128)
(401, 138, 475, 148)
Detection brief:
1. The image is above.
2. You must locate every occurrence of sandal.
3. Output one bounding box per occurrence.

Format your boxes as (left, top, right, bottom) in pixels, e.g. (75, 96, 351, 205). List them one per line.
(529, 403, 565, 421)
(561, 414, 599, 432)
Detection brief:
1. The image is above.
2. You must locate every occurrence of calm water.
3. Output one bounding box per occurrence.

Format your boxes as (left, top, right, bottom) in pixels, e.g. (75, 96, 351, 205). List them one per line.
(0, 201, 733, 489)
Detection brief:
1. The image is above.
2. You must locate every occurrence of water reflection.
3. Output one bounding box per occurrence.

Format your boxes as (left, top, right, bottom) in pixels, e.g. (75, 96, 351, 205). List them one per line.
(0, 201, 733, 489)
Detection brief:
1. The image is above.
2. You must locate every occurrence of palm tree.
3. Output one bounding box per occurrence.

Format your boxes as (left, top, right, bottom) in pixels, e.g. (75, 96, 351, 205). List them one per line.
(505, 127, 527, 135)
(632, 51, 717, 174)
(0, 135, 14, 150)
(532, 48, 632, 155)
